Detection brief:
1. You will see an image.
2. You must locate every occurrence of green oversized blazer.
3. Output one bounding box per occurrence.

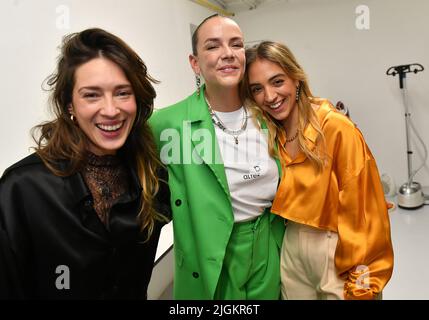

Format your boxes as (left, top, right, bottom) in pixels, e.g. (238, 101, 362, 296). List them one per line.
(149, 85, 285, 299)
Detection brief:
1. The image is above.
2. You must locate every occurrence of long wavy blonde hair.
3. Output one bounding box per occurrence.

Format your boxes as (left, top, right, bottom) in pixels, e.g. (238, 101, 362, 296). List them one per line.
(32, 28, 167, 237)
(241, 41, 326, 171)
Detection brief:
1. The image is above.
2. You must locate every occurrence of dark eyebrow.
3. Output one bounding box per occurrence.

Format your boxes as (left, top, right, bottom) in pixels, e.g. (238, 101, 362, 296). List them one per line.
(268, 73, 286, 82)
(78, 86, 101, 93)
(78, 84, 132, 94)
(249, 73, 285, 87)
(115, 84, 133, 90)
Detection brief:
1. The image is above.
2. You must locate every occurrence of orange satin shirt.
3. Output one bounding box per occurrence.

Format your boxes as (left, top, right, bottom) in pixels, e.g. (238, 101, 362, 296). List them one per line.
(272, 100, 394, 300)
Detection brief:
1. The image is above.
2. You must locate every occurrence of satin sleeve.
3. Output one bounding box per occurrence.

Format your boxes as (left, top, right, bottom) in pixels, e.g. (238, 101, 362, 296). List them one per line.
(330, 119, 394, 300)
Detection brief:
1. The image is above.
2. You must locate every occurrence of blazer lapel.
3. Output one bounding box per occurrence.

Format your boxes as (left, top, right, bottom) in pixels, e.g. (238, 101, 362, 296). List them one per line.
(186, 85, 231, 197)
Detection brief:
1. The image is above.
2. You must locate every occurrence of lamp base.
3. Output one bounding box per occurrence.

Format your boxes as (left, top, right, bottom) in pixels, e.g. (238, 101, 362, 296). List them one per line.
(397, 181, 425, 209)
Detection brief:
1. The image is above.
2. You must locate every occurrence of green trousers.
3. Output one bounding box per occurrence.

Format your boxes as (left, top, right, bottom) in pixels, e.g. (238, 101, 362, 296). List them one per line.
(214, 210, 281, 299)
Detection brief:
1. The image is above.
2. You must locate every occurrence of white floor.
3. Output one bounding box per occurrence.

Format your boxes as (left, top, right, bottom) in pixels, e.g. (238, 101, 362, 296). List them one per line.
(383, 194, 429, 300)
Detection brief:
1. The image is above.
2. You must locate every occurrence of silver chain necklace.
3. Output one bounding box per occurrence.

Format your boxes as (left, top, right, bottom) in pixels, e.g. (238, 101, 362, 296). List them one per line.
(204, 95, 248, 145)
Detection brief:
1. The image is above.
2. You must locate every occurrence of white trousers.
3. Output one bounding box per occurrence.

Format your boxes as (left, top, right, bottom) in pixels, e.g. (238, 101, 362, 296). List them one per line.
(280, 221, 345, 300)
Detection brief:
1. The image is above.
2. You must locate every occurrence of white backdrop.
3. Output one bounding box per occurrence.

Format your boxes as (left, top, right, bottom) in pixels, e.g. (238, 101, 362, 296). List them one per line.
(2, 0, 428, 188)
(0, 0, 212, 174)
(236, 0, 429, 188)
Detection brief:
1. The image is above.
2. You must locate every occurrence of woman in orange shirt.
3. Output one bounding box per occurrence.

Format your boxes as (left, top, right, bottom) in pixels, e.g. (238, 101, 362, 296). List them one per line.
(241, 41, 394, 300)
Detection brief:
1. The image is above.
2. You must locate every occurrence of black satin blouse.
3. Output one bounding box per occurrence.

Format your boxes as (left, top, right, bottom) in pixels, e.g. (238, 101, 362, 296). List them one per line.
(0, 153, 171, 299)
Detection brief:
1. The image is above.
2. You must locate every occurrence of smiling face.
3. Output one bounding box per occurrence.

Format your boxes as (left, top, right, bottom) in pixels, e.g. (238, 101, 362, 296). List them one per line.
(189, 16, 245, 90)
(69, 57, 137, 156)
(248, 58, 299, 126)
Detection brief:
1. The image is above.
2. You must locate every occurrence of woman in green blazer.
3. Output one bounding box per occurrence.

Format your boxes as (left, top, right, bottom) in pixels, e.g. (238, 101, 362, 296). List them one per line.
(150, 14, 285, 299)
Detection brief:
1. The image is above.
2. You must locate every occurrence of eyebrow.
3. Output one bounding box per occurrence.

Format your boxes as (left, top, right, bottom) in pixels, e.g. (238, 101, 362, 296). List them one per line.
(77, 84, 132, 93)
(203, 36, 243, 44)
(249, 73, 285, 86)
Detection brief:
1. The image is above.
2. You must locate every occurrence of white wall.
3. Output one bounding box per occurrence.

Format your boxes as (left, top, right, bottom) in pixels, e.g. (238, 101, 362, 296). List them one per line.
(235, 0, 429, 188)
(3, 0, 427, 187)
(0, 0, 211, 175)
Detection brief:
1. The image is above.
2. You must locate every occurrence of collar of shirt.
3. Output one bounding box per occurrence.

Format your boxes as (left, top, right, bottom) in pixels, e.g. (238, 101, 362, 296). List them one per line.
(278, 100, 332, 165)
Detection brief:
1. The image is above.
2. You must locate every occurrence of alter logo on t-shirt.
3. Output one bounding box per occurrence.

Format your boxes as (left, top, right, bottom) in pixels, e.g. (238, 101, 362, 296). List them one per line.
(243, 163, 264, 180)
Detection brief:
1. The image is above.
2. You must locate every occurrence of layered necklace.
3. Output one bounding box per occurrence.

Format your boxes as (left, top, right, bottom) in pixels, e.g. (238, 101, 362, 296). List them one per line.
(205, 95, 248, 145)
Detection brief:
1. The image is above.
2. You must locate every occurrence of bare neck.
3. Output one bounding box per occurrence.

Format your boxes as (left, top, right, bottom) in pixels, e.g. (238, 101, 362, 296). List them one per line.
(204, 86, 242, 112)
(281, 103, 299, 137)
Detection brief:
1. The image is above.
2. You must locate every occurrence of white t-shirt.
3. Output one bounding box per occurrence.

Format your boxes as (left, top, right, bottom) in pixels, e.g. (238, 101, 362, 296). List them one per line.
(213, 107, 279, 222)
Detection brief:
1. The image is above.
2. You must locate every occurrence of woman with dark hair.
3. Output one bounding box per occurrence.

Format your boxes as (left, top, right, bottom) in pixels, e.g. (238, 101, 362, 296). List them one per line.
(242, 41, 393, 300)
(0, 28, 171, 299)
